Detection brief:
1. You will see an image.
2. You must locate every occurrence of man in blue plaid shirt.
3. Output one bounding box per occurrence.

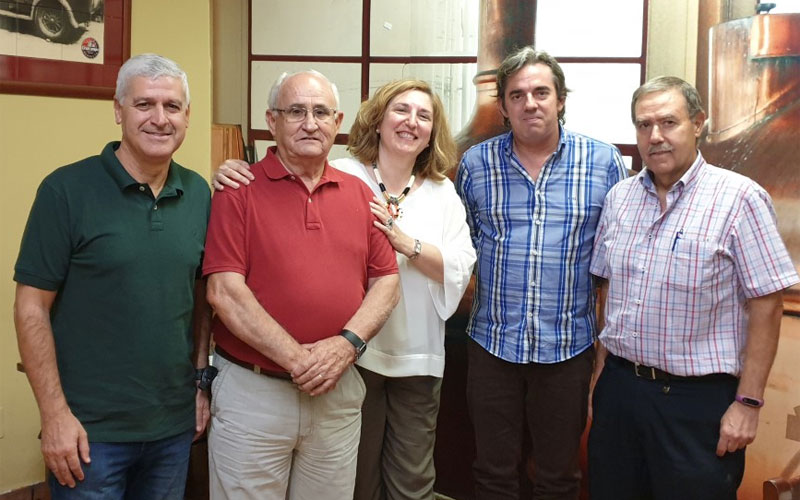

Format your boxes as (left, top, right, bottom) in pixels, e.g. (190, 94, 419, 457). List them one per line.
(455, 46, 627, 499)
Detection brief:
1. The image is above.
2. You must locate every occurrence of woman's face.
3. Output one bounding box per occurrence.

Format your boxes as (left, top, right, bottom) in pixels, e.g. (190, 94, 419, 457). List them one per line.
(377, 89, 434, 161)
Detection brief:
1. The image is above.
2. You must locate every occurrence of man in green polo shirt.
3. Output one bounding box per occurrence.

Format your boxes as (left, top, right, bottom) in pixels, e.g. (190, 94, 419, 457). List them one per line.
(13, 54, 212, 499)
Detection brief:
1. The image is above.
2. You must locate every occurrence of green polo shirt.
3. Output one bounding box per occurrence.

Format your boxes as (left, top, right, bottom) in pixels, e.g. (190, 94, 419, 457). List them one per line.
(14, 142, 210, 442)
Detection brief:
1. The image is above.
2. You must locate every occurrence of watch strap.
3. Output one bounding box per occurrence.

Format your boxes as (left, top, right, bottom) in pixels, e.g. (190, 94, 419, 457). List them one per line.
(339, 329, 367, 359)
(735, 394, 764, 408)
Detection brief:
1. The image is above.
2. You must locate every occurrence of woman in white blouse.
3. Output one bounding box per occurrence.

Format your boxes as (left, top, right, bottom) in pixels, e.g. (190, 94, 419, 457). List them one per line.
(214, 79, 475, 500)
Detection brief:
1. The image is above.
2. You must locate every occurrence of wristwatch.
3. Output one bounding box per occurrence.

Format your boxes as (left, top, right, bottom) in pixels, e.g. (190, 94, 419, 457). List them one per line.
(735, 394, 764, 408)
(339, 329, 367, 360)
(195, 366, 219, 391)
(408, 239, 422, 260)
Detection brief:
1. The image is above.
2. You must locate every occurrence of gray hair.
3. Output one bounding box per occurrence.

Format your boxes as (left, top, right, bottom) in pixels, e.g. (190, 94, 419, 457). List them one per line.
(115, 54, 190, 106)
(267, 70, 340, 110)
(631, 76, 704, 123)
(496, 46, 569, 125)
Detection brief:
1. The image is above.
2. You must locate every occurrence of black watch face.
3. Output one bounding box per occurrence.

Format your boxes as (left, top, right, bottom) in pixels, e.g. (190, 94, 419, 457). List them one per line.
(741, 397, 760, 407)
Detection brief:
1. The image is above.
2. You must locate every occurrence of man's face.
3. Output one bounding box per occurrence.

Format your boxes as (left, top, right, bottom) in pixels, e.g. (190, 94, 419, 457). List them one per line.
(114, 76, 189, 164)
(498, 63, 564, 145)
(266, 73, 343, 162)
(634, 88, 704, 189)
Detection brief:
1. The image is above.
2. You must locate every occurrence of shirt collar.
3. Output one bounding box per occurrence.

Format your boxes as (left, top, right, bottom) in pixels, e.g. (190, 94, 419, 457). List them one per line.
(261, 146, 342, 185)
(637, 150, 706, 194)
(101, 141, 184, 196)
(502, 125, 567, 161)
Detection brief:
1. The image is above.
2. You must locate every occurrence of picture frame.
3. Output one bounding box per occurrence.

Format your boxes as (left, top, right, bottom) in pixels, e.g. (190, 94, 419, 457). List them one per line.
(0, 0, 131, 99)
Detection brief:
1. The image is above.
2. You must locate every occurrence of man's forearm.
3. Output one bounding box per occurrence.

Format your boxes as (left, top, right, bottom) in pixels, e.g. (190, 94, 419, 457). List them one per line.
(342, 273, 400, 343)
(737, 290, 784, 398)
(14, 285, 69, 417)
(206, 272, 307, 372)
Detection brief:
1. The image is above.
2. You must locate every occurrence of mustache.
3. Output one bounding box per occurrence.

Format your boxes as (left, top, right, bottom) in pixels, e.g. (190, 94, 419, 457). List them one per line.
(648, 145, 673, 155)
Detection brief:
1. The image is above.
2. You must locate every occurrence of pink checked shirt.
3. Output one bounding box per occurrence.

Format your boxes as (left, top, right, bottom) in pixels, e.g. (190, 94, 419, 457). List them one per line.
(590, 153, 799, 376)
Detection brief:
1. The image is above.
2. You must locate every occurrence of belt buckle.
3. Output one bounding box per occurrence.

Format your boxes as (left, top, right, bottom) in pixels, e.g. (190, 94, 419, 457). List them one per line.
(634, 362, 656, 380)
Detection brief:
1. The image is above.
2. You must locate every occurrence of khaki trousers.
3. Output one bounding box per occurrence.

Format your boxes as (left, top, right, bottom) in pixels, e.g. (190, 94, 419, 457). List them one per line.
(208, 355, 366, 500)
(354, 366, 442, 500)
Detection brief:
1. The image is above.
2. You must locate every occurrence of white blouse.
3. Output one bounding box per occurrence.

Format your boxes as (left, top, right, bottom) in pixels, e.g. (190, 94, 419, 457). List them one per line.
(332, 157, 476, 378)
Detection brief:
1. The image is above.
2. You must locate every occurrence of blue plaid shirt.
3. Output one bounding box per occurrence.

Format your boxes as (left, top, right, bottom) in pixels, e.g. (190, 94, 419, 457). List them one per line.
(455, 129, 627, 363)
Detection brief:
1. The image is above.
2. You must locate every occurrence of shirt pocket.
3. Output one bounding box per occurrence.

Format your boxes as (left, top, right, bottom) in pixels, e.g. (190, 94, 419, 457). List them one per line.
(666, 238, 717, 291)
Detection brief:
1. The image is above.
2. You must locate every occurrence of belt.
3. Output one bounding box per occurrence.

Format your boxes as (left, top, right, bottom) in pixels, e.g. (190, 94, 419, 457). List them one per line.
(606, 354, 733, 383)
(215, 346, 293, 381)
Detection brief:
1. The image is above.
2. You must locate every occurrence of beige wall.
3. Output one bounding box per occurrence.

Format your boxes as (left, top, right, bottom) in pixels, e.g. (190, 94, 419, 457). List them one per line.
(0, 0, 211, 492)
(647, 0, 699, 82)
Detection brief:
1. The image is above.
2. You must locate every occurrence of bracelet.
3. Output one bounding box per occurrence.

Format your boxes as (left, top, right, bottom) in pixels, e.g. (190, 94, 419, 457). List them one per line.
(735, 394, 764, 408)
(408, 239, 422, 260)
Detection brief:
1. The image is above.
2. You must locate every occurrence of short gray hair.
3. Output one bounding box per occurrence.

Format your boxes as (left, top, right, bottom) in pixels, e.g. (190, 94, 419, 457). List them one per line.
(115, 54, 190, 106)
(496, 46, 569, 125)
(267, 70, 340, 110)
(631, 76, 704, 123)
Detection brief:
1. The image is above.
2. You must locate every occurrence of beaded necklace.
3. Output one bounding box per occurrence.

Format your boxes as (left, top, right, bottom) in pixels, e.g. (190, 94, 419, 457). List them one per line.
(372, 163, 414, 219)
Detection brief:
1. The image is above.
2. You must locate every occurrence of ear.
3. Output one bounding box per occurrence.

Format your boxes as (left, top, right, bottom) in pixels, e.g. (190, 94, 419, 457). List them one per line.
(496, 98, 508, 119)
(184, 104, 191, 128)
(333, 110, 344, 133)
(113, 99, 123, 125)
(692, 110, 706, 138)
(266, 109, 276, 133)
(557, 96, 565, 114)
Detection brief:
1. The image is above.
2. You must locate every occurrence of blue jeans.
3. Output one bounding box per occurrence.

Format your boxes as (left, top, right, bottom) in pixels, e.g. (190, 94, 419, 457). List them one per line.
(49, 429, 194, 500)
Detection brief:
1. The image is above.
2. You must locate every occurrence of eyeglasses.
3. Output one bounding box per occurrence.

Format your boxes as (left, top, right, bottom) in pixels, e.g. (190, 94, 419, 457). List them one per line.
(272, 106, 338, 123)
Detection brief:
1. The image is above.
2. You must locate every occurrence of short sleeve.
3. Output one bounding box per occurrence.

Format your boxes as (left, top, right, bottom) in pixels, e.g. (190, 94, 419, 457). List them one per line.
(202, 186, 248, 277)
(14, 181, 72, 291)
(730, 186, 799, 297)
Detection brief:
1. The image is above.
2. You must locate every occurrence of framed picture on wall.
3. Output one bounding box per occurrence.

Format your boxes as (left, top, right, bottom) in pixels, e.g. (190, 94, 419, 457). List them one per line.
(0, 0, 130, 99)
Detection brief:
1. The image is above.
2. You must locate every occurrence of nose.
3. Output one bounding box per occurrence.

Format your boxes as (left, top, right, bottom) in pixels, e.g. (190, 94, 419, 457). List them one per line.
(300, 110, 319, 131)
(524, 93, 537, 110)
(150, 104, 168, 126)
(650, 124, 664, 143)
(406, 111, 418, 128)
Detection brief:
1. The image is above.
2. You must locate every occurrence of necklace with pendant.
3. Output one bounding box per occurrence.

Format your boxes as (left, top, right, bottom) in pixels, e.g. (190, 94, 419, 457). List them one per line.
(373, 163, 414, 219)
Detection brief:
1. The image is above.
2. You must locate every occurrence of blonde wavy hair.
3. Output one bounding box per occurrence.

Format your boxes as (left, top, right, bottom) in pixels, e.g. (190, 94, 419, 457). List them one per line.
(347, 79, 457, 181)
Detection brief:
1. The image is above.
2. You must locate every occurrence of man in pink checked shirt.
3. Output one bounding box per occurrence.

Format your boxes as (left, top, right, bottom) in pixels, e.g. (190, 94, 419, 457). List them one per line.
(588, 76, 799, 500)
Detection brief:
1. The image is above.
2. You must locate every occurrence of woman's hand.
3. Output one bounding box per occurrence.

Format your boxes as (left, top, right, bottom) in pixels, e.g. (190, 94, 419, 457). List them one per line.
(212, 159, 254, 191)
(369, 196, 416, 257)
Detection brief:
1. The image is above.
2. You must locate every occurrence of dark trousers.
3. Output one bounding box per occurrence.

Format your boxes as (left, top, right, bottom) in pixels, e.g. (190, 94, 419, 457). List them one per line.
(588, 354, 745, 500)
(467, 338, 594, 500)
(49, 429, 193, 500)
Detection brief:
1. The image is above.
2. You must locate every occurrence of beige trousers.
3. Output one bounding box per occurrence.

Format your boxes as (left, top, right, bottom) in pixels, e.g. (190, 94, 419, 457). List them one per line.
(208, 355, 366, 500)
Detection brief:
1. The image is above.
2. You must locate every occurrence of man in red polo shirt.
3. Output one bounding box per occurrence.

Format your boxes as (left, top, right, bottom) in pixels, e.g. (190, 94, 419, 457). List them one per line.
(203, 70, 400, 499)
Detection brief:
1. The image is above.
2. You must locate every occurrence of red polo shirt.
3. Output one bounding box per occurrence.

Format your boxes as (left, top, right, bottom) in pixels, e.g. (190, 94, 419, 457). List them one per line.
(203, 147, 398, 373)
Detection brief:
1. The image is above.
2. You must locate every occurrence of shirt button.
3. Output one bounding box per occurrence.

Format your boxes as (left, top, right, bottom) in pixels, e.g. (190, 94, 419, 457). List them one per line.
(648, 234, 653, 240)
(139, 185, 146, 192)
(153, 205, 158, 211)
(290, 176, 295, 180)
(632, 332, 639, 337)
(527, 312, 533, 318)
(634, 299, 642, 305)
(308, 198, 312, 203)
(531, 282, 537, 288)
(535, 219, 542, 225)
(640, 266, 646, 272)
(532, 250, 538, 256)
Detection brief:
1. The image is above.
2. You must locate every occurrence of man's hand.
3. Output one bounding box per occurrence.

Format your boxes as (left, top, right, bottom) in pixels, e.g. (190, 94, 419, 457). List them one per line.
(716, 401, 759, 456)
(194, 388, 210, 441)
(292, 336, 356, 396)
(41, 409, 90, 488)
(212, 159, 253, 190)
